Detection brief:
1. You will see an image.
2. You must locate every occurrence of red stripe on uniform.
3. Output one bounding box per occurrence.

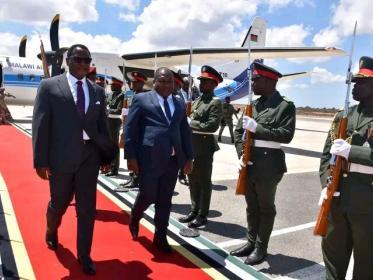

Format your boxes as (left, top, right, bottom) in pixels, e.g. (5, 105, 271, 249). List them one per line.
(253, 69, 279, 80)
(358, 68, 373, 77)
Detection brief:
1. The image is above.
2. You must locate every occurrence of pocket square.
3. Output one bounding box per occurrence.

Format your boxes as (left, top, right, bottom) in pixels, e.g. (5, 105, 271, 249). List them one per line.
(95, 101, 101, 105)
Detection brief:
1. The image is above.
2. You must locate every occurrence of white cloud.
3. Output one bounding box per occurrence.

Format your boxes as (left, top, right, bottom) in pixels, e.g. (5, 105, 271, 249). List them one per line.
(119, 12, 137, 23)
(0, 32, 21, 56)
(0, 0, 98, 25)
(277, 79, 309, 91)
(266, 0, 314, 11)
(105, 0, 140, 11)
(313, 0, 373, 46)
(266, 24, 309, 47)
(310, 66, 345, 84)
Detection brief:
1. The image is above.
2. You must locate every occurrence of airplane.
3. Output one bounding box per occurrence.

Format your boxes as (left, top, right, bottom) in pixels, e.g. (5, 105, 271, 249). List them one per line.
(0, 15, 346, 106)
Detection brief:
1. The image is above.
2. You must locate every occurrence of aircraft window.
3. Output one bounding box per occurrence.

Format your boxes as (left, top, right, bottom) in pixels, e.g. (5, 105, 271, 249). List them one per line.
(18, 73, 24, 80)
(29, 74, 35, 81)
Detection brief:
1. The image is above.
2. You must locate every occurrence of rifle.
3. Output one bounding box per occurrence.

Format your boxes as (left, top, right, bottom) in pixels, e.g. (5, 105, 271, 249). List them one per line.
(39, 35, 50, 78)
(186, 46, 193, 116)
(235, 34, 254, 195)
(119, 62, 128, 149)
(314, 21, 357, 236)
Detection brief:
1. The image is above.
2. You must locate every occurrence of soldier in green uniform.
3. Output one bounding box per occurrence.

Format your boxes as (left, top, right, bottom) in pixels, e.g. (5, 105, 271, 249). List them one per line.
(229, 62, 296, 265)
(178, 65, 223, 228)
(105, 77, 124, 176)
(218, 96, 240, 143)
(318, 56, 373, 280)
(116, 71, 148, 190)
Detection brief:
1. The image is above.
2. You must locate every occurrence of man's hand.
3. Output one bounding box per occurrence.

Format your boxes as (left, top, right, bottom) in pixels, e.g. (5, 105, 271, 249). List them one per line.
(36, 167, 51, 180)
(127, 159, 139, 175)
(330, 139, 351, 159)
(183, 160, 193, 175)
(318, 187, 340, 206)
(238, 155, 253, 172)
(100, 165, 110, 173)
(242, 116, 257, 133)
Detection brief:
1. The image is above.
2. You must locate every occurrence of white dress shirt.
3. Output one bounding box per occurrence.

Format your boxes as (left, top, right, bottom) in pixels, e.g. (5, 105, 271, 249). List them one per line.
(66, 72, 90, 140)
(156, 92, 175, 155)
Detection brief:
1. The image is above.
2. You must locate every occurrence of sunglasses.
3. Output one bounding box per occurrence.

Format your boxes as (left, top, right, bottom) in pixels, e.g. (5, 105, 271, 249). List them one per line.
(70, 56, 92, 64)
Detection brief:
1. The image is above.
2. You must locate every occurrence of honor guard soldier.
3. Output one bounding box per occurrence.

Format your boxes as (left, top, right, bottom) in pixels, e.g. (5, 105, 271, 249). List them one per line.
(95, 76, 106, 88)
(218, 96, 240, 143)
(230, 62, 296, 265)
(319, 56, 373, 280)
(105, 77, 124, 177)
(178, 65, 223, 228)
(117, 71, 148, 190)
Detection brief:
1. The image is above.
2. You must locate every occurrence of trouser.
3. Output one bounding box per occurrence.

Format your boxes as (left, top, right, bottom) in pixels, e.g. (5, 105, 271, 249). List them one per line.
(188, 153, 214, 217)
(322, 209, 373, 280)
(218, 119, 234, 141)
(108, 118, 121, 172)
(245, 173, 283, 250)
(47, 143, 100, 257)
(131, 157, 178, 238)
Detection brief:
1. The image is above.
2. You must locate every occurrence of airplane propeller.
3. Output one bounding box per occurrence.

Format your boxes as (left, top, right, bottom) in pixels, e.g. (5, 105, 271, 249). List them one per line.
(19, 35, 27, 57)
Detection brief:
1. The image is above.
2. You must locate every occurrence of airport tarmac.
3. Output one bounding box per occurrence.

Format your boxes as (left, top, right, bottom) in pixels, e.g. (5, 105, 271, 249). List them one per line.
(3, 105, 354, 279)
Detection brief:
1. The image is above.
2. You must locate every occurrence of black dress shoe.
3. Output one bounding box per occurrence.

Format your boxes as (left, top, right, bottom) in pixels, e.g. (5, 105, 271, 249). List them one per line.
(78, 255, 96, 275)
(105, 170, 118, 177)
(244, 247, 267, 265)
(230, 242, 254, 257)
(45, 230, 58, 251)
(178, 212, 197, 223)
(120, 177, 133, 187)
(188, 216, 207, 228)
(153, 237, 173, 254)
(129, 221, 139, 240)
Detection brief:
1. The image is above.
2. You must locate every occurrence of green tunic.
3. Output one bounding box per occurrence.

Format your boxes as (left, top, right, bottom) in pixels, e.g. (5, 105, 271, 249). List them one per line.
(188, 92, 223, 217)
(319, 104, 373, 280)
(234, 91, 296, 250)
(218, 103, 239, 142)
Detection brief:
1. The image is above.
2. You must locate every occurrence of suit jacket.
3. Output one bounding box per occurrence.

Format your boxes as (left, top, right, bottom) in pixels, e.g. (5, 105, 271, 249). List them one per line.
(124, 90, 193, 175)
(319, 104, 373, 214)
(235, 91, 296, 177)
(32, 73, 114, 172)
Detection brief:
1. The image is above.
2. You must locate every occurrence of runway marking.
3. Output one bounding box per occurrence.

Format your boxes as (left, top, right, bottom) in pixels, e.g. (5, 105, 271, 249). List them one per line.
(0, 172, 36, 280)
(217, 222, 316, 248)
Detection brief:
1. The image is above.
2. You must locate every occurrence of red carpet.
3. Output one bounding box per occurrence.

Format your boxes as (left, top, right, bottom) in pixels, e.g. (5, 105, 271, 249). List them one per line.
(0, 125, 212, 279)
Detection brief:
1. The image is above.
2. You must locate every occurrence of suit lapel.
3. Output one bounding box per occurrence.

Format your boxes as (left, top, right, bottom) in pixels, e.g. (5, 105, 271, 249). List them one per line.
(57, 74, 81, 119)
(170, 95, 180, 124)
(85, 82, 96, 119)
(150, 90, 169, 124)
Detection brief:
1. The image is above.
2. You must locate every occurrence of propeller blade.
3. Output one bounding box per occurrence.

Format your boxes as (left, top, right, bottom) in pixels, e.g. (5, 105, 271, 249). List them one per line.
(19, 35, 27, 57)
(50, 14, 60, 51)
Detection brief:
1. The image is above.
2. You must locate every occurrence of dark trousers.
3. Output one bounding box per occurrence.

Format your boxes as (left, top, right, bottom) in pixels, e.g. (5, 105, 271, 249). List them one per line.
(322, 210, 373, 280)
(108, 118, 121, 172)
(188, 154, 214, 217)
(47, 143, 100, 257)
(245, 173, 283, 250)
(218, 119, 234, 141)
(131, 157, 179, 238)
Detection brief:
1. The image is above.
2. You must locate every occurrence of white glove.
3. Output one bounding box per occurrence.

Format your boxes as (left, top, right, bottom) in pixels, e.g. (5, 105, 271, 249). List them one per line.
(242, 116, 257, 133)
(187, 117, 191, 124)
(318, 188, 340, 206)
(122, 108, 129, 116)
(330, 139, 351, 159)
(238, 155, 253, 171)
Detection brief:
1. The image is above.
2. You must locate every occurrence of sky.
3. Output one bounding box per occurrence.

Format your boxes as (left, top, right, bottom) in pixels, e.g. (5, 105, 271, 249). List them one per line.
(0, 0, 372, 108)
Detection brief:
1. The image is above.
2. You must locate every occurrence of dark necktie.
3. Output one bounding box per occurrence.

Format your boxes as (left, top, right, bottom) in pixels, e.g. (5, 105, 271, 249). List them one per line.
(76, 80, 85, 116)
(163, 96, 172, 121)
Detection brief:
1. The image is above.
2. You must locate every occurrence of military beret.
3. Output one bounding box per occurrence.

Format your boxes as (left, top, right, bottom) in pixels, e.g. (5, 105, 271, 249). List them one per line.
(172, 70, 183, 87)
(352, 56, 373, 82)
(88, 66, 96, 75)
(127, 71, 147, 83)
(252, 62, 282, 81)
(197, 65, 223, 84)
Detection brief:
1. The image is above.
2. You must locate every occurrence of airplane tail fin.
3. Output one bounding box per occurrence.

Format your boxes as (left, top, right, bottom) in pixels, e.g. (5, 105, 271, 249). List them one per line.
(241, 16, 267, 48)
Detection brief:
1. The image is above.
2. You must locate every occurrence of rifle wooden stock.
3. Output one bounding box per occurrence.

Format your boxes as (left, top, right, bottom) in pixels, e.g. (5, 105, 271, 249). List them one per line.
(40, 40, 50, 78)
(122, 98, 128, 109)
(314, 117, 348, 236)
(186, 101, 192, 117)
(235, 104, 253, 195)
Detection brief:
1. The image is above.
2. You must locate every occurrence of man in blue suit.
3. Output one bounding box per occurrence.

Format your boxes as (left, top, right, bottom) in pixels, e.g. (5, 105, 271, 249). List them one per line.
(124, 67, 193, 253)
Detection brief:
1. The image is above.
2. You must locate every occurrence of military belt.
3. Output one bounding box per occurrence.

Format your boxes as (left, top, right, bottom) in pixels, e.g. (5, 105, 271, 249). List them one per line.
(349, 163, 373, 175)
(108, 114, 122, 119)
(252, 139, 281, 149)
(192, 131, 215, 135)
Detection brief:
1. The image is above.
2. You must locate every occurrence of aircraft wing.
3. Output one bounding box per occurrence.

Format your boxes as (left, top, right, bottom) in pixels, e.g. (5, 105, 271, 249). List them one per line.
(121, 47, 346, 69)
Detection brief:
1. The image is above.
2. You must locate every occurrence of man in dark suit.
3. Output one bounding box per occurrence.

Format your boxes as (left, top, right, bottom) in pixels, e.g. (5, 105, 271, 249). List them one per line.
(32, 44, 114, 275)
(125, 67, 193, 253)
